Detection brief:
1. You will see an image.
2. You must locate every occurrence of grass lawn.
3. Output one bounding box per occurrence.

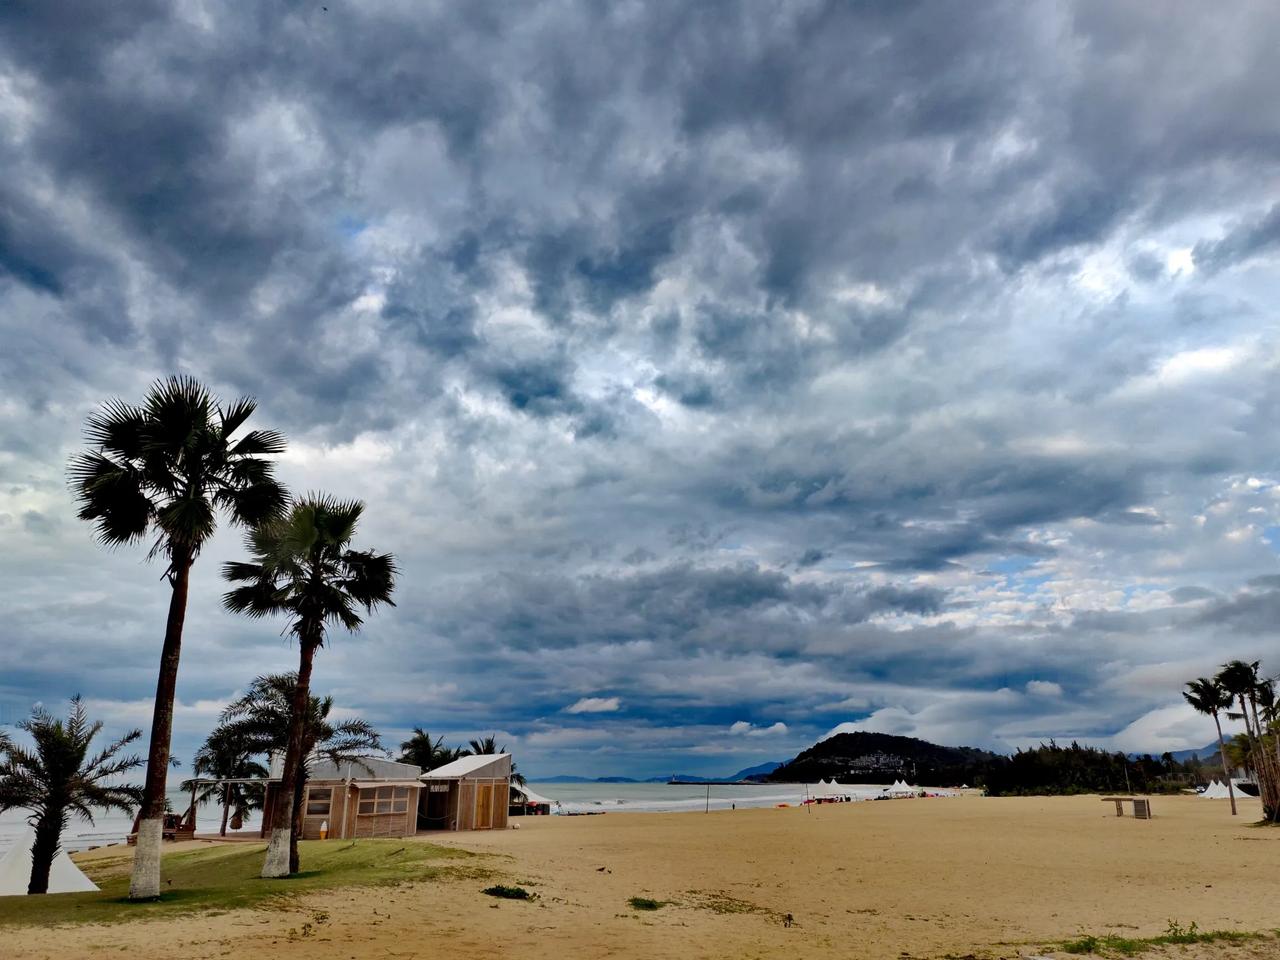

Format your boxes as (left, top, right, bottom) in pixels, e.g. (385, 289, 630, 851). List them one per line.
(0, 838, 487, 927)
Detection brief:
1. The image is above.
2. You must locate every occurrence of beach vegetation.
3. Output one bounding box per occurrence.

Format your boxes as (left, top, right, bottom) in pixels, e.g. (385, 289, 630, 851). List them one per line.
(628, 896, 666, 910)
(222, 495, 397, 879)
(399, 728, 464, 770)
(0, 838, 481, 926)
(1183, 677, 1239, 815)
(217, 673, 383, 874)
(465, 734, 528, 792)
(1214, 660, 1280, 821)
(483, 883, 534, 900)
(0, 698, 142, 894)
(70, 376, 287, 899)
(179, 726, 267, 836)
(1057, 920, 1263, 955)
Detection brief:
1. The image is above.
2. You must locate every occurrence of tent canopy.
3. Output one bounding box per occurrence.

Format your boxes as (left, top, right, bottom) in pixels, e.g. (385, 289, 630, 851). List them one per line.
(512, 785, 556, 805)
(0, 828, 99, 896)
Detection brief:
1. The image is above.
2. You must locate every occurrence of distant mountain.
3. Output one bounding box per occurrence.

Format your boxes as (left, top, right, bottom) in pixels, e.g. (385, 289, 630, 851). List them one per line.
(767, 731, 998, 786)
(652, 761, 783, 783)
(534, 775, 641, 783)
(1132, 742, 1219, 764)
(730, 760, 783, 781)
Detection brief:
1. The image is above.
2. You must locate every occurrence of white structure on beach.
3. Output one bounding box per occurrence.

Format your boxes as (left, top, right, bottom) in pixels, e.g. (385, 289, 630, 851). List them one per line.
(0, 827, 99, 896)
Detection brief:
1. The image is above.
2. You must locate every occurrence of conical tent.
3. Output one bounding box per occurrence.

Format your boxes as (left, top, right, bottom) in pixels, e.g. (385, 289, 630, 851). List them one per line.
(1201, 780, 1232, 799)
(0, 828, 99, 896)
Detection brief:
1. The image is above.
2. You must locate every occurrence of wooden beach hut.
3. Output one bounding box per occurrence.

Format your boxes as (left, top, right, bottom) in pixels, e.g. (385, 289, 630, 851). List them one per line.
(418, 754, 512, 831)
(260, 756, 425, 840)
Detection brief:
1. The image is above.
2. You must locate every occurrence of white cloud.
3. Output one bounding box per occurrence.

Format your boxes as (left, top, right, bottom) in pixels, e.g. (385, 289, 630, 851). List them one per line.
(1025, 680, 1063, 697)
(564, 696, 621, 714)
(729, 720, 788, 737)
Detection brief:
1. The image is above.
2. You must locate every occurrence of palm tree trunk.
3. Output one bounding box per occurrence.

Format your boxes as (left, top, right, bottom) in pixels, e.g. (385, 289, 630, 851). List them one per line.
(1247, 694, 1280, 821)
(27, 809, 63, 895)
(1213, 712, 1237, 816)
(129, 553, 191, 900)
(220, 783, 231, 837)
(261, 636, 318, 879)
(289, 768, 307, 875)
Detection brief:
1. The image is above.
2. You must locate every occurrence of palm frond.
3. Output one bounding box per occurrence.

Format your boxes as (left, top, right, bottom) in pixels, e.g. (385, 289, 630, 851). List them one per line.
(219, 397, 259, 440)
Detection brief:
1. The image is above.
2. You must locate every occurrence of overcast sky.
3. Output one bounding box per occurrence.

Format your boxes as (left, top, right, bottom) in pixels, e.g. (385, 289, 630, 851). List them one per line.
(3, 1, 1280, 779)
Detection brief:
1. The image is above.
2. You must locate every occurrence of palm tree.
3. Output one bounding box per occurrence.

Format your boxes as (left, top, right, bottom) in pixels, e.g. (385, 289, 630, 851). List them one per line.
(0, 699, 142, 894)
(219, 673, 384, 875)
(222, 498, 396, 878)
(179, 727, 267, 836)
(70, 376, 286, 898)
(465, 737, 524, 788)
(1183, 677, 1237, 816)
(399, 728, 462, 771)
(1217, 660, 1279, 821)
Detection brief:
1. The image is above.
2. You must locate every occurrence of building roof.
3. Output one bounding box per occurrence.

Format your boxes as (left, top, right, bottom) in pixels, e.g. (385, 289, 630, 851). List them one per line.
(513, 785, 556, 805)
(421, 753, 512, 780)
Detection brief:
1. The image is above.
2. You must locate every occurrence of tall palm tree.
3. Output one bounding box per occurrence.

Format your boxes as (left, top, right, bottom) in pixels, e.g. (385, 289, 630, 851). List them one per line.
(1217, 660, 1279, 821)
(70, 376, 286, 898)
(465, 734, 527, 792)
(0, 698, 142, 894)
(179, 727, 267, 836)
(399, 728, 462, 771)
(219, 673, 382, 873)
(1183, 677, 1237, 816)
(223, 498, 395, 878)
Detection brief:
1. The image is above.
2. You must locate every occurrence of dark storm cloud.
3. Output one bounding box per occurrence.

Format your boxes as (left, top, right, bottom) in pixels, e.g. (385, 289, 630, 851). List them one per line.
(3, 0, 1280, 773)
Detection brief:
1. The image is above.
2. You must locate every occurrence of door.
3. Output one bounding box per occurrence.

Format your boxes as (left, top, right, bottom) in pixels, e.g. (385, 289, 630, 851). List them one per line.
(475, 784, 494, 829)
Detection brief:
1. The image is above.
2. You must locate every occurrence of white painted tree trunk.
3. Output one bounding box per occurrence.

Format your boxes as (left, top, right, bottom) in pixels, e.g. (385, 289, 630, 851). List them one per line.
(129, 818, 163, 899)
(261, 826, 292, 879)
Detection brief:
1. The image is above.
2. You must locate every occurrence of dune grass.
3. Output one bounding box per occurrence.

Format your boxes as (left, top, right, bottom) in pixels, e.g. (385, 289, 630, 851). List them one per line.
(1058, 920, 1268, 955)
(0, 839, 484, 927)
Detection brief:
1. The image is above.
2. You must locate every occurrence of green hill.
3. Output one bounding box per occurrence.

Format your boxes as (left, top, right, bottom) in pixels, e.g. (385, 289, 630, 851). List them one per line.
(767, 731, 997, 785)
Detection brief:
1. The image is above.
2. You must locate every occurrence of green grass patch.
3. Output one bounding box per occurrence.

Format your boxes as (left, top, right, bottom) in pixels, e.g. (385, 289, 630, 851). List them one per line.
(482, 884, 533, 900)
(0, 839, 484, 928)
(628, 896, 665, 911)
(1058, 920, 1265, 956)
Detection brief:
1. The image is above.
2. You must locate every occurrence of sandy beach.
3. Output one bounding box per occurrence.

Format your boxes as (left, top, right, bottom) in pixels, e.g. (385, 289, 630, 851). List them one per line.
(10, 794, 1280, 959)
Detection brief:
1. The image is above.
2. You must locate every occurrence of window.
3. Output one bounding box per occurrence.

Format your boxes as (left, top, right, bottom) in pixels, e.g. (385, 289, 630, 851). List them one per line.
(357, 784, 413, 816)
(306, 787, 332, 817)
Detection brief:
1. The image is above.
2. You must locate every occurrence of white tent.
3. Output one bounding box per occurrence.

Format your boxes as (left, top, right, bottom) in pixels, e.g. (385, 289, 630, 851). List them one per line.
(809, 779, 844, 799)
(1201, 779, 1233, 800)
(512, 784, 556, 806)
(0, 828, 99, 896)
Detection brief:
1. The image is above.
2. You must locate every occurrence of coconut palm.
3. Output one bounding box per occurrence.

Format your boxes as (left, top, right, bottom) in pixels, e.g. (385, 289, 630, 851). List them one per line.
(219, 672, 384, 875)
(1217, 660, 1279, 820)
(69, 376, 286, 898)
(0, 699, 142, 894)
(399, 728, 462, 771)
(222, 498, 395, 878)
(465, 734, 527, 792)
(1183, 677, 1238, 816)
(179, 727, 267, 836)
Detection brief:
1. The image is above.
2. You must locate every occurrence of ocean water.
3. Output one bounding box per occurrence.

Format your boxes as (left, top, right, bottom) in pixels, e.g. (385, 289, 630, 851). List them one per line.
(0, 782, 903, 856)
(529, 781, 894, 814)
(0, 792, 261, 857)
